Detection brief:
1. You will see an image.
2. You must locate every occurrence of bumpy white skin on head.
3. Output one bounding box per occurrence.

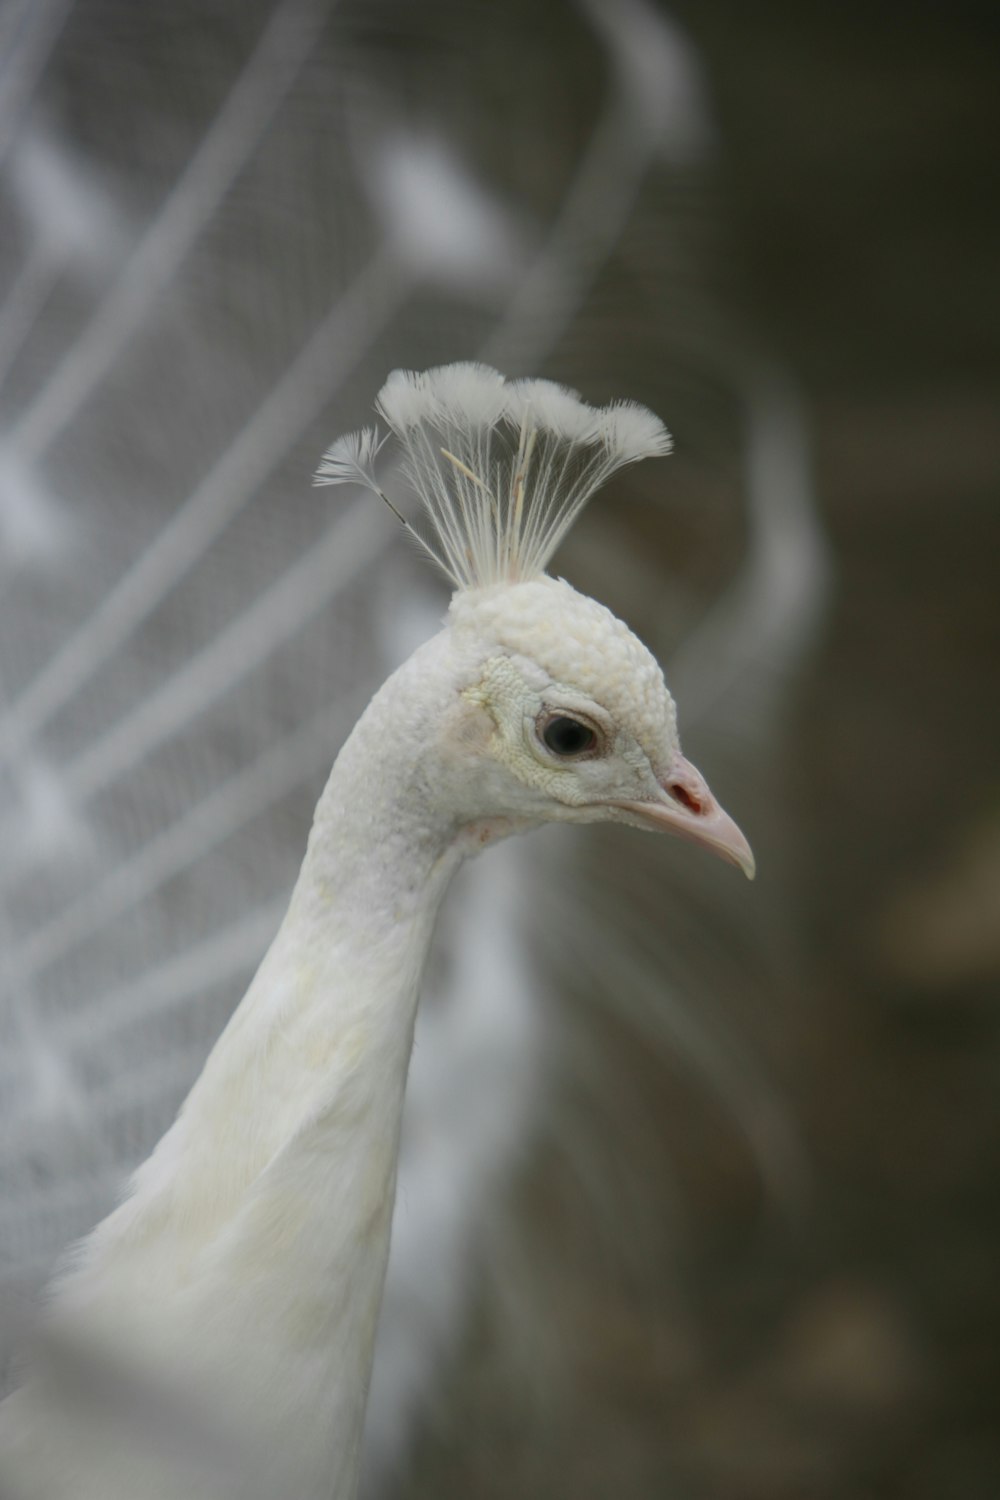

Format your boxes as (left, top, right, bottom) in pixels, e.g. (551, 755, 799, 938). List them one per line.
(0, 578, 688, 1500)
(447, 579, 682, 838)
(452, 576, 679, 781)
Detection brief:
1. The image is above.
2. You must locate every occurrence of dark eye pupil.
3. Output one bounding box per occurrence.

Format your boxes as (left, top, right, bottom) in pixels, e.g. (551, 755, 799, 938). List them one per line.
(543, 716, 596, 756)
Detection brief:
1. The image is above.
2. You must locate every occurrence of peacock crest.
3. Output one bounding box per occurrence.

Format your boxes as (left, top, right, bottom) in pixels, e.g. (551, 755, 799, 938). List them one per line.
(315, 362, 672, 589)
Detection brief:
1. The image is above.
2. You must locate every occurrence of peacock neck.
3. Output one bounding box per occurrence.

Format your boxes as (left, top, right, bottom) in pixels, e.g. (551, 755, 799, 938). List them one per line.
(46, 629, 483, 1499)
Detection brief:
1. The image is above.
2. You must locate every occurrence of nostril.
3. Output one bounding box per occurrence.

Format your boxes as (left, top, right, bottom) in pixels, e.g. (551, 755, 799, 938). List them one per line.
(667, 782, 703, 815)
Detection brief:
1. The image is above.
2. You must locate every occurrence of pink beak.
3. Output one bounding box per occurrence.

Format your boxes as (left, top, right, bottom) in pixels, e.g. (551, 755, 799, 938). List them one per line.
(613, 754, 756, 880)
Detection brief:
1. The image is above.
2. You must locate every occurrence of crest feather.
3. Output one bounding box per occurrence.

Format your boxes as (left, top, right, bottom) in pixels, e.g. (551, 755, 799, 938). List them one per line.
(315, 363, 672, 589)
(313, 426, 385, 487)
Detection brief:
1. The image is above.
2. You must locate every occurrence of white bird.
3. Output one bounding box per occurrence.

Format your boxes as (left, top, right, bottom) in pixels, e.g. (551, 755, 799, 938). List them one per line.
(0, 362, 754, 1500)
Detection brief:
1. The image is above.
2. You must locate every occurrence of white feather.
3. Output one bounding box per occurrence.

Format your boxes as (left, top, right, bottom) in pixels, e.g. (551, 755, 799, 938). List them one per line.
(314, 427, 386, 491)
(316, 363, 672, 590)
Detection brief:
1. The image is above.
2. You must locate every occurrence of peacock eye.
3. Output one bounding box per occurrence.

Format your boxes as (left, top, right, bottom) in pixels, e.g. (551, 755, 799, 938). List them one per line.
(540, 714, 598, 758)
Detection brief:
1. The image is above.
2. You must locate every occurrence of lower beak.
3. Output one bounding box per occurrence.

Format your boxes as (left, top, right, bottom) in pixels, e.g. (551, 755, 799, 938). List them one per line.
(613, 754, 756, 880)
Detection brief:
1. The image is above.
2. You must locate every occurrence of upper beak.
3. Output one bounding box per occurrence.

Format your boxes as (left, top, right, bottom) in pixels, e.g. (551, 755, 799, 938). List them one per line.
(613, 754, 756, 880)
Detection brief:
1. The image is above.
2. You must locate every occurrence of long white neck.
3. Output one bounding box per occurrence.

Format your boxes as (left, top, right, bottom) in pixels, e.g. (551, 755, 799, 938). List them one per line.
(2, 628, 485, 1500)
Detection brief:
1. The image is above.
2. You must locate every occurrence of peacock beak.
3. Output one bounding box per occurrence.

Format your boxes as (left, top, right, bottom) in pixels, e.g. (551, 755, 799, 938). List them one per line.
(613, 754, 756, 880)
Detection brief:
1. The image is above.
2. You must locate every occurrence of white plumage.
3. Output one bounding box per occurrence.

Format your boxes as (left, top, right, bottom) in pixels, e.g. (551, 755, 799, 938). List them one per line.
(317, 362, 672, 589)
(0, 365, 753, 1499)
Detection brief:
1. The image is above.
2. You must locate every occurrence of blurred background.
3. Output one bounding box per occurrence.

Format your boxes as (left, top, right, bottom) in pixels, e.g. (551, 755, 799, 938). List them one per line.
(0, 1, 997, 1496)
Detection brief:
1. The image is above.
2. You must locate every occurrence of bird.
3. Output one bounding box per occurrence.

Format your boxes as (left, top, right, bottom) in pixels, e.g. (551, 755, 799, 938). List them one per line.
(0, 361, 754, 1500)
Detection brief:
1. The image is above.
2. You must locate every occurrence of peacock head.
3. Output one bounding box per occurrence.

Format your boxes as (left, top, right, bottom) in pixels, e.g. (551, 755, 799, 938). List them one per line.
(317, 363, 754, 877)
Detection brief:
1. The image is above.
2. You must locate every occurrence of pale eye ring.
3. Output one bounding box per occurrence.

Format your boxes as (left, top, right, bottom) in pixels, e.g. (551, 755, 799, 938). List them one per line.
(539, 712, 599, 759)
